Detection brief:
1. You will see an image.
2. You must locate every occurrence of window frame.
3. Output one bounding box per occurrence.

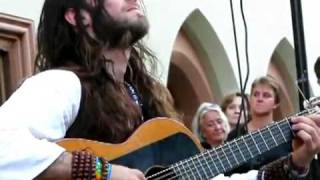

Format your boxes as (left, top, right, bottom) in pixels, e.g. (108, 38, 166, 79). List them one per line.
(0, 13, 36, 98)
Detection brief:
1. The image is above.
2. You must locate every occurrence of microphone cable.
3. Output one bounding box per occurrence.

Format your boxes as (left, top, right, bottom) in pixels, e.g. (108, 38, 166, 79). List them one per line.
(229, 0, 250, 135)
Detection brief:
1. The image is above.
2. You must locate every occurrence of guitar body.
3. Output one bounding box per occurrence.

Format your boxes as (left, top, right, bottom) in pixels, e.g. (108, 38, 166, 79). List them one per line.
(57, 118, 203, 175)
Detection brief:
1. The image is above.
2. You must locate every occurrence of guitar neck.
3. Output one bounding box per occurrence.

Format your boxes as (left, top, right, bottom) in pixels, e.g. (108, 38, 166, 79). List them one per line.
(170, 118, 293, 179)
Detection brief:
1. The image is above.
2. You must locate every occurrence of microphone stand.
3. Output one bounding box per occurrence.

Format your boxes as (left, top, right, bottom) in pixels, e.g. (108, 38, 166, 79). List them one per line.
(291, 0, 319, 161)
(290, 0, 310, 110)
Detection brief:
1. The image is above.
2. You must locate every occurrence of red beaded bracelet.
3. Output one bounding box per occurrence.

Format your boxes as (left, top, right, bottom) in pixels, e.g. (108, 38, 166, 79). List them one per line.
(71, 151, 111, 180)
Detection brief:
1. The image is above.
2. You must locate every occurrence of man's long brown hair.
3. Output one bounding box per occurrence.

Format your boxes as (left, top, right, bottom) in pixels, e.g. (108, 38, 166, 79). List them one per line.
(34, 0, 178, 143)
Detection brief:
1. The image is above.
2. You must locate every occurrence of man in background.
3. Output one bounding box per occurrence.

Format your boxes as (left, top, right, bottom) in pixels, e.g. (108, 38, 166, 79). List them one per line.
(306, 57, 320, 180)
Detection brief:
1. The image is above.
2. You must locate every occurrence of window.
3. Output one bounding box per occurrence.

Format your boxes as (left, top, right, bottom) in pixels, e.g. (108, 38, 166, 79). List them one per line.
(0, 13, 35, 101)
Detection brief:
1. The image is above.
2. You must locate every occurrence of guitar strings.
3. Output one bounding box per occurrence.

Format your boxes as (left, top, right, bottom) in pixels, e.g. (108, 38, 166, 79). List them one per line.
(146, 107, 318, 180)
(147, 123, 292, 180)
(146, 126, 289, 179)
(148, 122, 293, 180)
(165, 121, 292, 179)
(149, 124, 292, 179)
(147, 125, 296, 179)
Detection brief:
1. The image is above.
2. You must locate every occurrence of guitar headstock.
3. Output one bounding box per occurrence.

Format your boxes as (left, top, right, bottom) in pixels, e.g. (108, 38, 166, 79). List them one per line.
(303, 96, 320, 112)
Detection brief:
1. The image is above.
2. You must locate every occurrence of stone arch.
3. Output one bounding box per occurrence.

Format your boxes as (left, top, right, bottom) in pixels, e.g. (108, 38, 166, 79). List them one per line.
(168, 50, 212, 128)
(167, 9, 237, 127)
(267, 38, 298, 120)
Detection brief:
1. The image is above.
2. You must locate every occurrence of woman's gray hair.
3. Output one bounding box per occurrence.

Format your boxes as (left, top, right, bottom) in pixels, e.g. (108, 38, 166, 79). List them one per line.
(192, 102, 230, 142)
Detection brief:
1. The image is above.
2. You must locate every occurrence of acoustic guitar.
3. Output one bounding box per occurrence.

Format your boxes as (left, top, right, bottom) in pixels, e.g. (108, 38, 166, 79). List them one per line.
(57, 98, 320, 180)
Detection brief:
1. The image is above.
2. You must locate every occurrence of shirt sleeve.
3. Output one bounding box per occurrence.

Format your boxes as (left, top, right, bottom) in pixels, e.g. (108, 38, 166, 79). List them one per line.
(212, 170, 258, 180)
(0, 70, 81, 180)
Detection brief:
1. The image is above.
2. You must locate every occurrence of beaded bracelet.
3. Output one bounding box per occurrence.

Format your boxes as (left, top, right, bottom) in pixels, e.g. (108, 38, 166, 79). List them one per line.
(284, 154, 309, 179)
(71, 151, 93, 179)
(95, 157, 103, 180)
(106, 163, 112, 180)
(71, 151, 112, 180)
(257, 154, 309, 180)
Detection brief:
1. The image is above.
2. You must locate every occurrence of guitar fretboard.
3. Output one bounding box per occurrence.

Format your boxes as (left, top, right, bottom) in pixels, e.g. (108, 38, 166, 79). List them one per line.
(171, 119, 292, 179)
(146, 108, 317, 180)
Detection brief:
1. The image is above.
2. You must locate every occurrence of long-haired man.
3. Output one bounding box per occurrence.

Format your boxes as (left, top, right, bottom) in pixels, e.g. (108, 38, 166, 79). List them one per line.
(0, 0, 319, 179)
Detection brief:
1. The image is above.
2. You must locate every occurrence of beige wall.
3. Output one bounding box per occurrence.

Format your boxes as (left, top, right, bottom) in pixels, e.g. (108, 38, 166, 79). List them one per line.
(0, 0, 44, 27)
(1, 0, 320, 105)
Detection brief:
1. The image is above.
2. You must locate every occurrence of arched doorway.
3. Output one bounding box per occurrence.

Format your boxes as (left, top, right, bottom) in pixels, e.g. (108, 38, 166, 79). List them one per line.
(168, 42, 212, 128)
(267, 38, 298, 120)
(167, 9, 237, 128)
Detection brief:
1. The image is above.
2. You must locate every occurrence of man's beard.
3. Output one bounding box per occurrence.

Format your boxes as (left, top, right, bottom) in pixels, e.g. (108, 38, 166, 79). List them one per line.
(92, 9, 149, 48)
